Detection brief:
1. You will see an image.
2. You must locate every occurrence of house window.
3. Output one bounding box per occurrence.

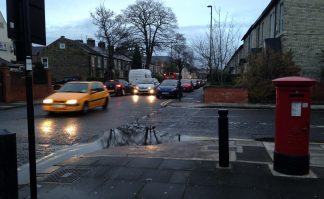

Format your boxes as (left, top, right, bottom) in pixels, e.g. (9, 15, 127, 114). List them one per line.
(41, 57, 48, 68)
(279, 3, 284, 33)
(104, 58, 107, 69)
(97, 57, 101, 68)
(269, 13, 275, 38)
(0, 22, 4, 28)
(91, 56, 95, 68)
(59, 43, 65, 49)
(256, 26, 260, 48)
(0, 42, 7, 51)
(260, 22, 264, 46)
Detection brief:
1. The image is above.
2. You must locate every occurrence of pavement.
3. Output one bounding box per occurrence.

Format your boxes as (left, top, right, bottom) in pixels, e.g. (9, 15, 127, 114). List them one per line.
(1, 100, 324, 198)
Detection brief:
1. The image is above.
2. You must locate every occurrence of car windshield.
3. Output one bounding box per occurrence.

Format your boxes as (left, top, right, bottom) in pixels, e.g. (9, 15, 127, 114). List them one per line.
(59, 83, 89, 93)
(181, 80, 192, 84)
(160, 80, 177, 86)
(135, 79, 155, 84)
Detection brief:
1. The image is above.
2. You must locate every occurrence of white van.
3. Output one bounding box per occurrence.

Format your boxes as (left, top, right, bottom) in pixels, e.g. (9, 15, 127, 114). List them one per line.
(128, 69, 152, 85)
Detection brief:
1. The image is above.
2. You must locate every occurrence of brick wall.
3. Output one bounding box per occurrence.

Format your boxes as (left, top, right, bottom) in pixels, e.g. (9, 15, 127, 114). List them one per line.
(283, 0, 324, 78)
(203, 86, 248, 104)
(0, 66, 53, 102)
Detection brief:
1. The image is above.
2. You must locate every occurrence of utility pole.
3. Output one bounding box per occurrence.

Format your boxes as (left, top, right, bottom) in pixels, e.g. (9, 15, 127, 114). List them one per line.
(7, 0, 46, 198)
(207, 5, 213, 81)
(22, 0, 37, 197)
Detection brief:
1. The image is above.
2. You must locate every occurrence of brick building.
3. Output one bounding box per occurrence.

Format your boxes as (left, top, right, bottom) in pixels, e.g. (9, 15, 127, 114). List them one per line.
(37, 36, 131, 82)
(0, 11, 15, 62)
(227, 0, 324, 79)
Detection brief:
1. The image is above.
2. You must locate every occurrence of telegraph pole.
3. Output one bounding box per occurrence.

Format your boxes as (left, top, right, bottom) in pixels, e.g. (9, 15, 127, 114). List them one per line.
(7, 0, 46, 198)
(21, 0, 37, 198)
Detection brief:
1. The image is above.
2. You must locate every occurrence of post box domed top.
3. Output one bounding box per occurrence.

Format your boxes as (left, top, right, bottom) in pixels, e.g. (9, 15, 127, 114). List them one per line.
(272, 76, 317, 86)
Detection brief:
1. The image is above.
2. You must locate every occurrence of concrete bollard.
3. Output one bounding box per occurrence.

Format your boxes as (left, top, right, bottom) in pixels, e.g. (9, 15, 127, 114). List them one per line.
(0, 129, 18, 199)
(218, 109, 229, 167)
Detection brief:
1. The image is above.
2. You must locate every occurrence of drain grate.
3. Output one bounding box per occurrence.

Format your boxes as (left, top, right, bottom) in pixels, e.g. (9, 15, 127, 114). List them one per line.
(43, 168, 89, 183)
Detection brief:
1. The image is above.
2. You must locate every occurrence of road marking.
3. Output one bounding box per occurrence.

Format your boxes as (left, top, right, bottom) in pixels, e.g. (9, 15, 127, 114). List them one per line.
(160, 99, 173, 107)
(311, 125, 324, 128)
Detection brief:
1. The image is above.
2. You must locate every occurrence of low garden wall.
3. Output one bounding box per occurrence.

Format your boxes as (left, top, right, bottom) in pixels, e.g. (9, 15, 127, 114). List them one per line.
(203, 86, 248, 104)
(0, 66, 53, 103)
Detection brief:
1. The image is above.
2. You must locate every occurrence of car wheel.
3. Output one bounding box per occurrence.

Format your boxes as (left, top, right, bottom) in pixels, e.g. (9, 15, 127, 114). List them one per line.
(82, 102, 89, 114)
(102, 98, 109, 110)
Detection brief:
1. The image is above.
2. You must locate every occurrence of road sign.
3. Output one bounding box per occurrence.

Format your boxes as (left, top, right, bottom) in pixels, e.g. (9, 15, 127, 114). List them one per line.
(6, 0, 46, 45)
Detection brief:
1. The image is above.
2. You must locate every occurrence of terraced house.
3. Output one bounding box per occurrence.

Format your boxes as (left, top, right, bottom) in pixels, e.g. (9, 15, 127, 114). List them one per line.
(227, 0, 324, 79)
(36, 36, 131, 82)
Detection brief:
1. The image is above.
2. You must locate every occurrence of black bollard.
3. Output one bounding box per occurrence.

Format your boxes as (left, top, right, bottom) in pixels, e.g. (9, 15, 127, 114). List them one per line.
(144, 127, 149, 145)
(0, 129, 18, 199)
(218, 109, 229, 167)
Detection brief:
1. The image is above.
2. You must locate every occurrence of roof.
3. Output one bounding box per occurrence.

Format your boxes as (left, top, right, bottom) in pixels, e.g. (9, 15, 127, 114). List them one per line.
(0, 57, 17, 67)
(242, 0, 279, 40)
(113, 54, 131, 62)
(0, 57, 11, 66)
(151, 56, 172, 63)
(32, 46, 45, 55)
(44, 36, 101, 56)
(91, 46, 108, 57)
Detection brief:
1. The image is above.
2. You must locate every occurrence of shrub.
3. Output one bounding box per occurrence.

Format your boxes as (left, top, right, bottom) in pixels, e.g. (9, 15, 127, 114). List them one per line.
(241, 50, 300, 103)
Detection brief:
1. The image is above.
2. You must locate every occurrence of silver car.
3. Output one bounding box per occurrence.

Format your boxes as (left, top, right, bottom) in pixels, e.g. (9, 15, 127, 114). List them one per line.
(133, 78, 159, 95)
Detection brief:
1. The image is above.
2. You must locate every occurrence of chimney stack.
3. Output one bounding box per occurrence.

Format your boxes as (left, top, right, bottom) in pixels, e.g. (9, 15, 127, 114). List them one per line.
(98, 41, 106, 49)
(87, 38, 95, 47)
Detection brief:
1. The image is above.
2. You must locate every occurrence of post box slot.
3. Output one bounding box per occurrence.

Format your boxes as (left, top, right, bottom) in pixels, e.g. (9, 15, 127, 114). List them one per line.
(289, 94, 304, 98)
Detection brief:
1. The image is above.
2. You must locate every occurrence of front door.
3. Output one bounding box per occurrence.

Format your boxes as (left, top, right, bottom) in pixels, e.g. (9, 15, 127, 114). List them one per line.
(0, 71, 4, 102)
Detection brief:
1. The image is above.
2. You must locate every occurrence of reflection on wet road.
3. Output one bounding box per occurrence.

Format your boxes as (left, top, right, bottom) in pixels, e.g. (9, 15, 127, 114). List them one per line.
(0, 94, 163, 166)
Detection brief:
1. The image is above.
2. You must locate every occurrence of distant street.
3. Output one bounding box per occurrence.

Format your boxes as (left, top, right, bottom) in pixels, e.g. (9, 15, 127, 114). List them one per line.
(1, 88, 324, 167)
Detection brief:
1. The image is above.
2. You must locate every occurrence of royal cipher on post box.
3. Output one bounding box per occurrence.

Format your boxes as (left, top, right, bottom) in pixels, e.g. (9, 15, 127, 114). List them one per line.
(272, 76, 316, 175)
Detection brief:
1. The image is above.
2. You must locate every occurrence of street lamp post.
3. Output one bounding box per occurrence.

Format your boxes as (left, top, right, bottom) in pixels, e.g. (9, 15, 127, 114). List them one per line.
(207, 5, 213, 81)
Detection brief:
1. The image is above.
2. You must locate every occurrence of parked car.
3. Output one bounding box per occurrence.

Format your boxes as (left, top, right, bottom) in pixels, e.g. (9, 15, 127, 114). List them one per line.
(192, 79, 200, 89)
(156, 79, 182, 99)
(52, 76, 81, 90)
(181, 79, 194, 92)
(104, 79, 132, 96)
(42, 81, 109, 114)
(133, 78, 160, 95)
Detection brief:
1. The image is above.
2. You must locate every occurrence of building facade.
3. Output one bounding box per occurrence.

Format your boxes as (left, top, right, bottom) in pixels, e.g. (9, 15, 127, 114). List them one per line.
(37, 36, 131, 82)
(0, 12, 15, 62)
(227, 0, 324, 79)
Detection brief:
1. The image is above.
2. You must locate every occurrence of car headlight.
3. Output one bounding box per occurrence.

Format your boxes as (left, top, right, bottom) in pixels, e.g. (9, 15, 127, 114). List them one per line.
(66, 99, 78, 105)
(43, 99, 53, 104)
(147, 86, 151, 90)
(135, 86, 139, 89)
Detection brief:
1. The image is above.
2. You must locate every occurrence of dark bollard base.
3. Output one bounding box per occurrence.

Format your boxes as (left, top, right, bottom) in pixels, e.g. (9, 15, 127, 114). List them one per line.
(273, 151, 309, 175)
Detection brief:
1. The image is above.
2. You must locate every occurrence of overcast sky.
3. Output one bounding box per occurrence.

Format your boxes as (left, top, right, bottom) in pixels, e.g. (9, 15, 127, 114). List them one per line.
(0, 0, 271, 46)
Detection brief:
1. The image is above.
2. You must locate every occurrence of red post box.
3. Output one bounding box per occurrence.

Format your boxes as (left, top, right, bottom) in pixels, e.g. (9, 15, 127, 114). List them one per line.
(272, 76, 316, 175)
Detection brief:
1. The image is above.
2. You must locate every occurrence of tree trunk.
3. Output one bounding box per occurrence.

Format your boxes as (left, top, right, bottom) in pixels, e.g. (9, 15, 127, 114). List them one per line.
(145, 49, 152, 69)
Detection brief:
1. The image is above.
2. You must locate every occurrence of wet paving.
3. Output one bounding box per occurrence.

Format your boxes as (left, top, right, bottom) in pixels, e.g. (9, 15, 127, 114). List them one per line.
(1, 88, 324, 167)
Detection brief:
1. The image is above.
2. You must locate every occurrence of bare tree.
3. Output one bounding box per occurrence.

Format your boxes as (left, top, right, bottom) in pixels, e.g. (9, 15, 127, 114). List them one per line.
(171, 33, 195, 76)
(91, 5, 132, 79)
(123, 0, 178, 69)
(191, 35, 210, 74)
(213, 7, 241, 83)
(192, 7, 240, 84)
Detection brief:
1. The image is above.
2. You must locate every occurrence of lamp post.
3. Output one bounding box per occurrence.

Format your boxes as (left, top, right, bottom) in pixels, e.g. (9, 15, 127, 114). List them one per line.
(207, 5, 213, 80)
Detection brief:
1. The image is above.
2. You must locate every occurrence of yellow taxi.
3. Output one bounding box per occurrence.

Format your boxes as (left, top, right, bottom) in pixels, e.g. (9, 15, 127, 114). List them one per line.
(42, 81, 109, 113)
